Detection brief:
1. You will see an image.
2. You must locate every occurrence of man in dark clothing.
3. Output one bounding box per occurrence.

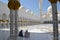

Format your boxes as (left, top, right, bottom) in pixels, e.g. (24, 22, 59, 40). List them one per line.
(19, 30, 23, 37)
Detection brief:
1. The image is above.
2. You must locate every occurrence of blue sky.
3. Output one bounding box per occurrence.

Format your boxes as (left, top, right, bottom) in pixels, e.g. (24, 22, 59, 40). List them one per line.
(0, 0, 60, 15)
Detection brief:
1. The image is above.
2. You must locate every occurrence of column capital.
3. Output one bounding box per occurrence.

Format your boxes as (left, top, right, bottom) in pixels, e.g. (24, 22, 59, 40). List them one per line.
(8, 0, 20, 10)
(48, 0, 57, 4)
(8, 0, 20, 1)
(58, 0, 60, 2)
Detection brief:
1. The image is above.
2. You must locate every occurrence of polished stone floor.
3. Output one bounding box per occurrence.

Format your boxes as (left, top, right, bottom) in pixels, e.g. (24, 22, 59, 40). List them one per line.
(0, 30, 59, 40)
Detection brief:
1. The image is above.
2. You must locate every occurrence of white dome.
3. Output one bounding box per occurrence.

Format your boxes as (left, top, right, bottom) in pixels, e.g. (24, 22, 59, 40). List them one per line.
(26, 9, 30, 13)
(47, 6, 52, 13)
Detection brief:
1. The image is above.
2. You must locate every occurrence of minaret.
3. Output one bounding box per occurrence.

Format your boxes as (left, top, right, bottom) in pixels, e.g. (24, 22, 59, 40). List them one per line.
(39, 0, 42, 15)
(39, 0, 43, 23)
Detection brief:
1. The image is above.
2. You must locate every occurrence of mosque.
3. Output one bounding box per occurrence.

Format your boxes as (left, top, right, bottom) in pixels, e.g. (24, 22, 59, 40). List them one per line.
(0, 1, 60, 28)
(0, 1, 40, 28)
(43, 6, 60, 23)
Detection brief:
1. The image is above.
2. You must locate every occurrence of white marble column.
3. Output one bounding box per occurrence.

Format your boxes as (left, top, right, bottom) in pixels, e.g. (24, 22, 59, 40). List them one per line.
(10, 10, 14, 40)
(52, 3, 59, 40)
(14, 10, 18, 40)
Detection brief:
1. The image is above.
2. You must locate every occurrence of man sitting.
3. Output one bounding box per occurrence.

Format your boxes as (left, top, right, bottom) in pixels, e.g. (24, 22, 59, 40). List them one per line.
(19, 30, 23, 37)
(24, 30, 30, 38)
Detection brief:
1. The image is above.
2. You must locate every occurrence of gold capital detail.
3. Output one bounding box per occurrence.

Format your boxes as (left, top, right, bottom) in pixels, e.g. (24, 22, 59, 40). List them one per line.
(48, 0, 57, 3)
(8, 1, 20, 10)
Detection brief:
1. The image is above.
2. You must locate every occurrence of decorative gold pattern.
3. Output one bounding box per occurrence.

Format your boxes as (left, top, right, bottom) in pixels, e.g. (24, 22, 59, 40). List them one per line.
(48, 0, 57, 3)
(8, 1, 20, 10)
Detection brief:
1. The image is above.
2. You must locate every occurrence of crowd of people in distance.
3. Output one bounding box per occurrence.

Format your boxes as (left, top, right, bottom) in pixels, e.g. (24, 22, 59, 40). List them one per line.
(18, 30, 30, 38)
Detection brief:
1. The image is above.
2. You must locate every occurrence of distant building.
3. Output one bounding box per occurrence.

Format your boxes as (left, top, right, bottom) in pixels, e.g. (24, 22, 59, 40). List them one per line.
(0, 1, 41, 28)
(43, 6, 60, 23)
(0, 1, 60, 27)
